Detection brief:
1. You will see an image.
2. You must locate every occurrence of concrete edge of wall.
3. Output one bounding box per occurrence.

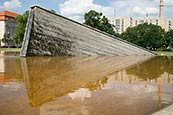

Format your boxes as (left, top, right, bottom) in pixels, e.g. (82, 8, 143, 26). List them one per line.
(20, 9, 34, 57)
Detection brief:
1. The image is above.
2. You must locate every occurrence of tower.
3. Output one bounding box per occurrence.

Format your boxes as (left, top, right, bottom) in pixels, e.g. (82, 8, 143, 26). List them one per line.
(159, 0, 164, 18)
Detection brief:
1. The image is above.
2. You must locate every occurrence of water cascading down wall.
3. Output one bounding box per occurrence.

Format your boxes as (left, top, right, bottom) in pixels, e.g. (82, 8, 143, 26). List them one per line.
(20, 5, 156, 56)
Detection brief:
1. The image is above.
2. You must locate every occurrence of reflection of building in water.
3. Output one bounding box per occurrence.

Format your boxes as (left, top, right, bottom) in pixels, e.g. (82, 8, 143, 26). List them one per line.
(68, 88, 91, 101)
(0, 56, 5, 80)
(0, 52, 5, 82)
(113, 70, 173, 84)
(0, 55, 23, 83)
(0, 52, 5, 74)
(105, 66, 173, 110)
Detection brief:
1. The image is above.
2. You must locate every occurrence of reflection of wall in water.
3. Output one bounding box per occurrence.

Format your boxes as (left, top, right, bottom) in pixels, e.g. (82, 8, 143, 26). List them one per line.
(22, 56, 152, 107)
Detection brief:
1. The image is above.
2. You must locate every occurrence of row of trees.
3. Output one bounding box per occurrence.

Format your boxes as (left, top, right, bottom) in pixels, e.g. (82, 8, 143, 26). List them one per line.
(84, 10, 173, 51)
(3, 10, 172, 51)
(121, 23, 173, 51)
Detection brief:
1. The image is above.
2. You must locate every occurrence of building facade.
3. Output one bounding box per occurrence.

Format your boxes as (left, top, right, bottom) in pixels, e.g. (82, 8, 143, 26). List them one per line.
(109, 17, 173, 34)
(0, 11, 19, 47)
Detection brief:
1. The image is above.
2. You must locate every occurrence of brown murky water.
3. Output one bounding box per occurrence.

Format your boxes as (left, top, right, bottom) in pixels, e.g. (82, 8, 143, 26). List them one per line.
(0, 51, 173, 115)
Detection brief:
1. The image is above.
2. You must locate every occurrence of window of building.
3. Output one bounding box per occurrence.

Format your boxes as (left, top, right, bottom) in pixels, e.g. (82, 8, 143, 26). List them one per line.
(139, 20, 144, 24)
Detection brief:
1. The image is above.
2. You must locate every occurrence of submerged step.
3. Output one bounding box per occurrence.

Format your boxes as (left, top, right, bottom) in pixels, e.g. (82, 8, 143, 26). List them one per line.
(20, 5, 156, 56)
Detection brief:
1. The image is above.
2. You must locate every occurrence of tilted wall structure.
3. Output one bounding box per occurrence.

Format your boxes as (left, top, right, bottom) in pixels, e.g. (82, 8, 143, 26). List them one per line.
(20, 6, 155, 56)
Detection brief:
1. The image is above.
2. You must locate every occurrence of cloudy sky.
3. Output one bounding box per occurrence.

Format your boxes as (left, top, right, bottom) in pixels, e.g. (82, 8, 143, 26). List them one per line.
(0, 0, 173, 22)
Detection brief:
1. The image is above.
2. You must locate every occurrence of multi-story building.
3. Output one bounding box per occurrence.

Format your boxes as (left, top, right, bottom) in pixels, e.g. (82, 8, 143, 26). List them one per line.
(109, 17, 173, 34)
(0, 11, 19, 47)
(109, 0, 172, 34)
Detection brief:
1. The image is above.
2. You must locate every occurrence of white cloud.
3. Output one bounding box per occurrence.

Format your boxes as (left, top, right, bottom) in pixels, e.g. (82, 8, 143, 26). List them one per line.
(59, 0, 173, 22)
(59, 0, 113, 22)
(111, 0, 159, 17)
(132, 6, 158, 16)
(161, 0, 173, 18)
(0, 0, 22, 10)
(163, 0, 173, 6)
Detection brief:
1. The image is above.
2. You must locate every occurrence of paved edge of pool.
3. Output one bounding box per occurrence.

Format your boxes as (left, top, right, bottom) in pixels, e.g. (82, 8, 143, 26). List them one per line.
(152, 104, 173, 115)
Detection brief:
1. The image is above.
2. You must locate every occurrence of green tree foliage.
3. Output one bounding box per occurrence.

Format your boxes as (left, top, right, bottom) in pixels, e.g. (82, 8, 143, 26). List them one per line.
(121, 23, 166, 51)
(1, 34, 8, 43)
(163, 30, 173, 51)
(84, 10, 118, 36)
(14, 11, 29, 46)
(50, 9, 56, 13)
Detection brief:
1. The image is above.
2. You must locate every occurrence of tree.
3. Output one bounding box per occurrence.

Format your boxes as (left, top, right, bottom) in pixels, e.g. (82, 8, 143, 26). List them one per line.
(121, 23, 166, 51)
(50, 9, 56, 13)
(1, 34, 8, 44)
(84, 10, 118, 36)
(163, 30, 173, 51)
(14, 11, 29, 46)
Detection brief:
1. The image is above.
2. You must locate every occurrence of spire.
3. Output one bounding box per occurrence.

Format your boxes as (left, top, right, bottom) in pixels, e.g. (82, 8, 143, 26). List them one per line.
(159, 0, 164, 18)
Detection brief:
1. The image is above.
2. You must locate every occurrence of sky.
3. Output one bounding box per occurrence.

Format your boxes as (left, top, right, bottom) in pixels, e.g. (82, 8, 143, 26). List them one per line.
(0, 0, 173, 22)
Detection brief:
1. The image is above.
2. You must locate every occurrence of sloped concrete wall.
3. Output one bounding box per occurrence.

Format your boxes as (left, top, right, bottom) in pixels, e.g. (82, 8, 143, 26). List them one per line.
(20, 6, 155, 56)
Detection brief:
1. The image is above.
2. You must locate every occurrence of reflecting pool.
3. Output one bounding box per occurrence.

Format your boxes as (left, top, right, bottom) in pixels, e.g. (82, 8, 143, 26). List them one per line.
(0, 51, 173, 115)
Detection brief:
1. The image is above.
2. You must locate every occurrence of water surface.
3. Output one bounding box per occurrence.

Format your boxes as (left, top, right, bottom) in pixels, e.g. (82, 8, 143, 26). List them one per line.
(0, 52, 173, 115)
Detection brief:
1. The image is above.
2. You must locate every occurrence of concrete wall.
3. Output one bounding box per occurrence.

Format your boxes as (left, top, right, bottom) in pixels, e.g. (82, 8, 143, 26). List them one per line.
(21, 6, 155, 56)
(0, 21, 5, 47)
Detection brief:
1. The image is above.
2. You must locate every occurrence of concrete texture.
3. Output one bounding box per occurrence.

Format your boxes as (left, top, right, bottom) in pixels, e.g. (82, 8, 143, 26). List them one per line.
(152, 105, 173, 115)
(20, 6, 156, 56)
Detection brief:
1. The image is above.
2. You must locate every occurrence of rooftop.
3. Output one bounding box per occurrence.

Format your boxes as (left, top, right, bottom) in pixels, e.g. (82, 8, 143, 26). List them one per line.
(0, 11, 20, 21)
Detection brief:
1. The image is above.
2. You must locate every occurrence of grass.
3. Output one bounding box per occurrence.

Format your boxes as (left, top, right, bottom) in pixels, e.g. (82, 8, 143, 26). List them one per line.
(154, 51, 173, 56)
(0, 48, 21, 51)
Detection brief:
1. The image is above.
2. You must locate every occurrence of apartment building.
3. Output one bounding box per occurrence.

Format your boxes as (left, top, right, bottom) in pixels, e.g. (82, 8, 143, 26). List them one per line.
(109, 17, 173, 34)
(0, 11, 19, 47)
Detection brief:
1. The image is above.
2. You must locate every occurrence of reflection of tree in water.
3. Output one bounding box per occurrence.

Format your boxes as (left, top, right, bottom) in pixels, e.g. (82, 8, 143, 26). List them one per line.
(126, 56, 173, 80)
(164, 57, 173, 74)
(86, 77, 108, 91)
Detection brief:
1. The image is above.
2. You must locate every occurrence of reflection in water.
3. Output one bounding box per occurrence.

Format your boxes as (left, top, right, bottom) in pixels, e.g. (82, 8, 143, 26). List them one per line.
(21, 56, 151, 107)
(0, 56, 23, 83)
(68, 88, 91, 101)
(1, 55, 173, 115)
(126, 56, 173, 80)
(0, 52, 38, 115)
(0, 56, 5, 74)
(125, 56, 173, 110)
